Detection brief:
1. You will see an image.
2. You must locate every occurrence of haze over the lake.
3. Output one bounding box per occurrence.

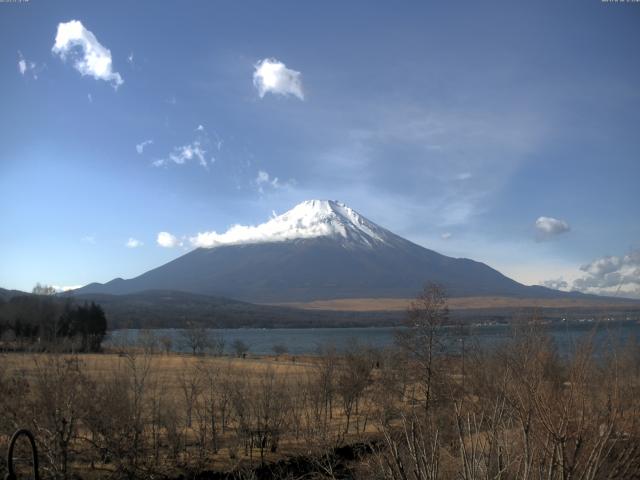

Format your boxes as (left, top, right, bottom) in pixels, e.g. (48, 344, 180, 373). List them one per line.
(1, 1, 639, 298)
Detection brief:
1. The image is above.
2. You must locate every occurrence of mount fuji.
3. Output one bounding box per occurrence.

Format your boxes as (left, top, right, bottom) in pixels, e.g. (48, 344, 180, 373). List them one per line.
(74, 200, 580, 303)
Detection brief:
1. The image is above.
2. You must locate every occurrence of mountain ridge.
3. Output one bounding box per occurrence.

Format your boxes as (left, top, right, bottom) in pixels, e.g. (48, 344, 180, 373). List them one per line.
(73, 200, 602, 303)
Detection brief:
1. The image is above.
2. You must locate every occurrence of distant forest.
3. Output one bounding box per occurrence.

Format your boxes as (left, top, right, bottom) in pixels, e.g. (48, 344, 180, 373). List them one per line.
(0, 287, 107, 352)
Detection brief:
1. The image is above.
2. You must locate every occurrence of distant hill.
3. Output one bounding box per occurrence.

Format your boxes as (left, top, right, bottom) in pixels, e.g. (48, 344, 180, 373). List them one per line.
(68, 289, 640, 329)
(0, 287, 30, 302)
(69, 290, 401, 329)
(74, 200, 599, 303)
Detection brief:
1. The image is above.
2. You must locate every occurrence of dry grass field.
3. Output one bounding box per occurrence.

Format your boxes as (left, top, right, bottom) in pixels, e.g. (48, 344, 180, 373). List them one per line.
(0, 349, 388, 478)
(273, 295, 640, 311)
(0, 351, 316, 383)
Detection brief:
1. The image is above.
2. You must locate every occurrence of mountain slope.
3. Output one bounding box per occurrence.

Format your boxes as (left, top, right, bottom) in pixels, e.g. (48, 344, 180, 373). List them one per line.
(0, 287, 30, 302)
(74, 200, 588, 303)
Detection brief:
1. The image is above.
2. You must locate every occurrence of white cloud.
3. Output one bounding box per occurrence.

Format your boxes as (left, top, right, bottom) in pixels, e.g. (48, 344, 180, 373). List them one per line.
(256, 170, 278, 191)
(52, 20, 123, 88)
(572, 249, 640, 298)
(253, 58, 304, 100)
(254, 169, 295, 194)
(87, 93, 93, 103)
(154, 127, 215, 168)
(125, 237, 143, 248)
(52, 285, 83, 292)
(535, 216, 570, 240)
(127, 52, 134, 65)
(541, 277, 569, 291)
(136, 139, 153, 154)
(17, 51, 39, 79)
(157, 231, 180, 248)
(168, 142, 207, 167)
(441, 232, 452, 240)
(189, 201, 346, 248)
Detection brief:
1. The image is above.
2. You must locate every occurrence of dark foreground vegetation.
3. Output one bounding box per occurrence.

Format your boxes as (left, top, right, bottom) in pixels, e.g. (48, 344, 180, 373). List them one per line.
(1, 285, 640, 479)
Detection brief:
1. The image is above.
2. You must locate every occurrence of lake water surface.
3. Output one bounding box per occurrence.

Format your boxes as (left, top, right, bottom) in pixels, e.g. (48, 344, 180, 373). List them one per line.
(106, 320, 640, 356)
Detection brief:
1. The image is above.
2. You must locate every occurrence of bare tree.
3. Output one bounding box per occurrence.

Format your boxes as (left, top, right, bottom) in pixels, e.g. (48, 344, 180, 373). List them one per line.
(196, 360, 222, 454)
(272, 343, 288, 358)
(336, 343, 372, 434)
(82, 351, 155, 479)
(32, 283, 57, 296)
(396, 283, 448, 413)
(181, 323, 212, 355)
(137, 329, 158, 354)
(178, 361, 202, 428)
(251, 368, 289, 464)
(376, 411, 441, 480)
(159, 335, 173, 355)
(209, 331, 225, 356)
(232, 339, 249, 358)
(30, 355, 87, 480)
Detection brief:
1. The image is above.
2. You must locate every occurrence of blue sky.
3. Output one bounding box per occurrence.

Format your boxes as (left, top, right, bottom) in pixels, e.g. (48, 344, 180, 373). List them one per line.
(1, 1, 639, 297)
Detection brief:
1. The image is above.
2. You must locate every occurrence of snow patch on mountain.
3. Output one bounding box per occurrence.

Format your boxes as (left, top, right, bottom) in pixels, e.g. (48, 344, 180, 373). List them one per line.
(190, 200, 392, 248)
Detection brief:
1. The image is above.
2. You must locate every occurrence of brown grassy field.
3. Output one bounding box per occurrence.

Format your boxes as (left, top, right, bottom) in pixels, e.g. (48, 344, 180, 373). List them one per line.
(272, 295, 640, 311)
(0, 351, 315, 382)
(0, 350, 386, 478)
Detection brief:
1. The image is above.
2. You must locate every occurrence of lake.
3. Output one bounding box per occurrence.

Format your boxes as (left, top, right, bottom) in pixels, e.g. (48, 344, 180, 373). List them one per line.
(106, 320, 640, 356)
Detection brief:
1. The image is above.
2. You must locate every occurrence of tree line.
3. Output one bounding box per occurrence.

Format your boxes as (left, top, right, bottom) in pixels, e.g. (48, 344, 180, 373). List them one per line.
(0, 286, 107, 352)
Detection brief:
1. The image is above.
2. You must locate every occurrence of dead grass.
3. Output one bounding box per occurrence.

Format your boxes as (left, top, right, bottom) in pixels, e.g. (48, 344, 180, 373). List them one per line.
(271, 296, 640, 311)
(1, 351, 317, 396)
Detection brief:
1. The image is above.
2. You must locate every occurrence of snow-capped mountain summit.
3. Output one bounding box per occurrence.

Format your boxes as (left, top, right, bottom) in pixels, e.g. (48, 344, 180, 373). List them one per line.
(190, 200, 392, 248)
(75, 200, 579, 303)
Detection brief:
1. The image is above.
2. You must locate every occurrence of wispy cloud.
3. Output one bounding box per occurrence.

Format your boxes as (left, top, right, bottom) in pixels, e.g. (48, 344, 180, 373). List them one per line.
(535, 216, 570, 240)
(136, 139, 153, 154)
(256, 170, 279, 193)
(154, 141, 207, 168)
(303, 105, 545, 230)
(125, 237, 143, 248)
(17, 51, 40, 79)
(52, 20, 123, 88)
(572, 249, 640, 298)
(156, 231, 181, 248)
(441, 232, 452, 240)
(253, 58, 304, 100)
(254, 169, 295, 194)
(153, 128, 215, 168)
